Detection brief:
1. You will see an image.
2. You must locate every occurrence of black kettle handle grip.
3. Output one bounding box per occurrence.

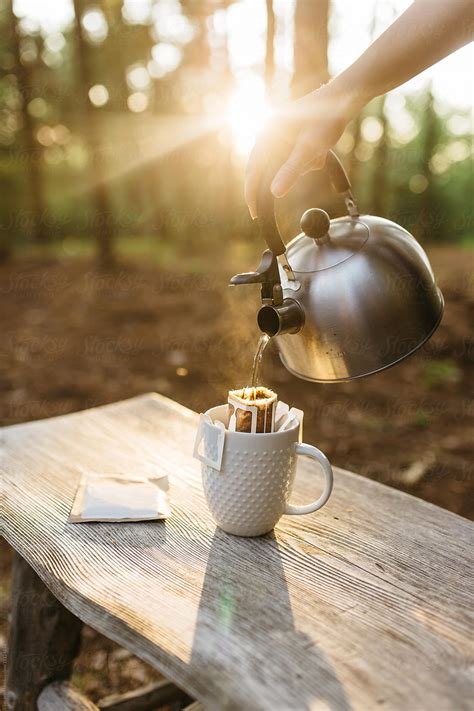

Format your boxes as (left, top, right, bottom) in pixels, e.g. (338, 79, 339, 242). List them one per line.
(256, 149, 352, 256)
(325, 149, 352, 194)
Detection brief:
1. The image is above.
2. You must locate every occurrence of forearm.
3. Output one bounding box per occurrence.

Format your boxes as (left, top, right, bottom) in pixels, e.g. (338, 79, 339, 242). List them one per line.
(245, 0, 473, 211)
(327, 0, 473, 112)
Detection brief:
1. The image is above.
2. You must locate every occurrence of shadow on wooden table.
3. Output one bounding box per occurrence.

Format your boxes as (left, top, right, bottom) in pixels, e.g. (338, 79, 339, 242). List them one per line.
(191, 528, 350, 710)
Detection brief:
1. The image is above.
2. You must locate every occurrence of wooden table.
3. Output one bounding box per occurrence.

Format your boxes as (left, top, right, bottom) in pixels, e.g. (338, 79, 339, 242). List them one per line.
(1, 394, 473, 710)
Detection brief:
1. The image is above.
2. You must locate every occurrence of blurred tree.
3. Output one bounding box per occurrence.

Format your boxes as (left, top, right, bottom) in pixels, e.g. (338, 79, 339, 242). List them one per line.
(287, 1, 332, 223)
(101, 0, 128, 111)
(348, 115, 362, 183)
(0, 0, 470, 257)
(181, 0, 211, 75)
(369, 95, 388, 216)
(415, 88, 438, 241)
(292, 0, 330, 99)
(6, 0, 46, 243)
(349, 8, 383, 186)
(220, 3, 236, 223)
(265, 0, 275, 96)
(72, 0, 114, 266)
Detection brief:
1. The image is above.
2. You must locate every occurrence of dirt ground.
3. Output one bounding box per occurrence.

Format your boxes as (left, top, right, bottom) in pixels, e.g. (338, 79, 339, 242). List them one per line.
(0, 244, 472, 705)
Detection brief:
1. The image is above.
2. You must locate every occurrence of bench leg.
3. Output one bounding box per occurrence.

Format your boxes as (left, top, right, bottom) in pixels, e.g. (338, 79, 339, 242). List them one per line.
(5, 552, 83, 711)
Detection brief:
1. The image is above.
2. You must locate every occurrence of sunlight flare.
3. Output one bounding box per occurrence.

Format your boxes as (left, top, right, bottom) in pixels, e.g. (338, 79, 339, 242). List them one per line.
(225, 76, 271, 157)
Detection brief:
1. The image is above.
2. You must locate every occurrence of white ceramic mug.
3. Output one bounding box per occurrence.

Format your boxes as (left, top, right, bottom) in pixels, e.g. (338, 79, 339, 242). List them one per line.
(194, 404, 333, 537)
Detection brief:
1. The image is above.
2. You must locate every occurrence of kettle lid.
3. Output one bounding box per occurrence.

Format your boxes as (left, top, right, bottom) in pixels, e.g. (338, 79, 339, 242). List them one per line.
(286, 212, 369, 273)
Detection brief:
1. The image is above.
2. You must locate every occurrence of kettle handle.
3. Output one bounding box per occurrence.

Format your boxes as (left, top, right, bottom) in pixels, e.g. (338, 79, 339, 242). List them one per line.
(256, 149, 353, 256)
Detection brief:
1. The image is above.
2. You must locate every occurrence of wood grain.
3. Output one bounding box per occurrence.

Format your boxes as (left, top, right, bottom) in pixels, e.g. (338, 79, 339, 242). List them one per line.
(1, 393, 473, 711)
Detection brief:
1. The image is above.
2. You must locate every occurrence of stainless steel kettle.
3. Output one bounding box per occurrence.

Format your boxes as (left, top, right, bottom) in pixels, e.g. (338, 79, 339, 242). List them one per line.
(230, 150, 444, 382)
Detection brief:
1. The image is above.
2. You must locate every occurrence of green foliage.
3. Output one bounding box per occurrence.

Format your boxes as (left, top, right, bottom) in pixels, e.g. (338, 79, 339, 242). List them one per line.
(414, 409, 432, 428)
(0, 1, 471, 261)
(422, 359, 462, 388)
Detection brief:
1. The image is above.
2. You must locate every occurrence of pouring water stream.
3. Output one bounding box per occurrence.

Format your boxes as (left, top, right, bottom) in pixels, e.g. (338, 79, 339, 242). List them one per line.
(251, 334, 270, 389)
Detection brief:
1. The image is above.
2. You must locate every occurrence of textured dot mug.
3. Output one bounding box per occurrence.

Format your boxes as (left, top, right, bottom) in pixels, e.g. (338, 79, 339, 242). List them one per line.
(194, 404, 333, 537)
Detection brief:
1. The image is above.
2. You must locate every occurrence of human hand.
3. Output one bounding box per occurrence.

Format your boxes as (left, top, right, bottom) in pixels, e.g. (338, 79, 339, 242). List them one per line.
(245, 84, 358, 218)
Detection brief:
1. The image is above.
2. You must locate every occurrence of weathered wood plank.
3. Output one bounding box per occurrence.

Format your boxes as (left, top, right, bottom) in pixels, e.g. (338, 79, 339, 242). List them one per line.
(4, 554, 83, 711)
(97, 679, 192, 710)
(37, 681, 99, 710)
(1, 393, 473, 711)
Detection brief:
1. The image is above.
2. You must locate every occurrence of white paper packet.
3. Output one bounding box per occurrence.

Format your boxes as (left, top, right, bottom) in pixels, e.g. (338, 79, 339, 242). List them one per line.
(69, 472, 171, 523)
(193, 413, 226, 471)
(277, 406, 304, 440)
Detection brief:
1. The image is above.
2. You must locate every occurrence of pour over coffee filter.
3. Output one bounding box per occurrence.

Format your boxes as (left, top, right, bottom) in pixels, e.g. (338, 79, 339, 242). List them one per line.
(228, 386, 277, 433)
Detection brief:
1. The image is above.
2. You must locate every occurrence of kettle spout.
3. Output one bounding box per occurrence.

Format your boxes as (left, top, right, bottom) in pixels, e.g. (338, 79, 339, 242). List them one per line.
(258, 299, 304, 337)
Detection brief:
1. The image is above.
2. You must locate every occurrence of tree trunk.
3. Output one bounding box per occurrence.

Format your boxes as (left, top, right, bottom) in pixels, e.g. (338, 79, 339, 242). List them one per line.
(415, 88, 438, 241)
(292, 0, 330, 99)
(72, 0, 114, 267)
(348, 115, 363, 185)
(349, 7, 383, 191)
(265, 0, 276, 96)
(370, 96, 388, 216)
(7, 0, 46, 243)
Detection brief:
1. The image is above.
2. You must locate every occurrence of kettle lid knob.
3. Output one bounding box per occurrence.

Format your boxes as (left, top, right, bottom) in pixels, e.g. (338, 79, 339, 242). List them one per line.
(300, 208, 330, 242)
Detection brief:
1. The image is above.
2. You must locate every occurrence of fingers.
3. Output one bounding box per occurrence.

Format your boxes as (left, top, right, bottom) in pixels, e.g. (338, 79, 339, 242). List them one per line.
(244, 85, 346, 216)
(244, 121, 329, 217)
(270, 138, 326, 198)
(301, 151, 330, 175)
(245, 126, 289, 218)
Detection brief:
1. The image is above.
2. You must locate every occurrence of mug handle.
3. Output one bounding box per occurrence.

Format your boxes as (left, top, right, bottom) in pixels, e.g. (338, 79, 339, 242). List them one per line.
(284, 443, 334, 515)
